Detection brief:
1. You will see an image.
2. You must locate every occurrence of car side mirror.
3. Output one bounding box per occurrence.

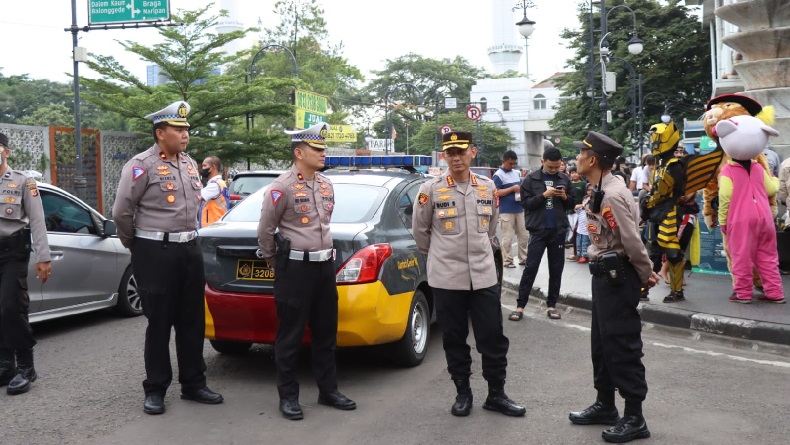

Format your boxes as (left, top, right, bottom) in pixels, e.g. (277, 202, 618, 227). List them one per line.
(103, 220, 117, 237)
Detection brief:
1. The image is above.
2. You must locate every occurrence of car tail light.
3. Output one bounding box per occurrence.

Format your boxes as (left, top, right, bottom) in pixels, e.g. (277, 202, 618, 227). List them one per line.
(336, 244, 392, 285)
(229, 194, 241, 201)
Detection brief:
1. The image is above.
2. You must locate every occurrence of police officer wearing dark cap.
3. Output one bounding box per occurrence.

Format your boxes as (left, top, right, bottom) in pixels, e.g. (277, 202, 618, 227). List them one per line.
(570, 131, 659, 443)
(258, 122, 355, 421)
(113, 101, 223, 415)
(412, 131, 525, 418)
(0, 132, 51, 395)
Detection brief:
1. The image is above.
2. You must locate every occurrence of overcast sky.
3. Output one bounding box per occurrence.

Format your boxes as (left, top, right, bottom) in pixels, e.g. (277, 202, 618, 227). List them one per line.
(1, 0, 586, 85)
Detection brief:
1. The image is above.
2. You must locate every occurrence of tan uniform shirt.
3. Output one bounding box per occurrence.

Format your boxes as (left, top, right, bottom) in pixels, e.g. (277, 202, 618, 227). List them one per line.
(412, 171, 499, 290)
(257, 165, 334, 260)
(586, 173, 653, 282)
(112, 144, 203, 248)
(778, 157, 790, 210)
(0, 168, 50, 263)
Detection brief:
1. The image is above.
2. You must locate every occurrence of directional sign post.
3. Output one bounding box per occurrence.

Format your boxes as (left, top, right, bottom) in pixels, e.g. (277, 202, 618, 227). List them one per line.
(89, 0, 171, 25)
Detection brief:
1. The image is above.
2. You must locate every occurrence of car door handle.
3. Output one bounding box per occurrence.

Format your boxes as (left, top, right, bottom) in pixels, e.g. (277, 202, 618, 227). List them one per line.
(49, 250, 65, 260)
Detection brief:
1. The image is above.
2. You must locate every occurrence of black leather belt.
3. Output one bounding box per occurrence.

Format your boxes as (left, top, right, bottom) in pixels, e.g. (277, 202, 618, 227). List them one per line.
(0, 228, 27, 250)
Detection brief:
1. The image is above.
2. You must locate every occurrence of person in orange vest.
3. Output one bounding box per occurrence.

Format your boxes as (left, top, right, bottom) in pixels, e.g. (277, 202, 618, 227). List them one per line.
(198, 156, 229, 228)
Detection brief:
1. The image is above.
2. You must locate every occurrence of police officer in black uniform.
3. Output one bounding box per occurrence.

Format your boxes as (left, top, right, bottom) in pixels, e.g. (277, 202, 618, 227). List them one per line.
(257, 123, 355, 420)
(112, 102, 223, 415)
(0, 132, 51, 395)
(570, 132, 659, 443)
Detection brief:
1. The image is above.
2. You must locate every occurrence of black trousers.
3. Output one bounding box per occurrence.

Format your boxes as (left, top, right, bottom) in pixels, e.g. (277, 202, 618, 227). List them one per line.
(131, 238, 207, 396)
(0, 246, 34, 352)
(433, 285, 508, 382)
(518, 228, 566, 309)
(590, 262, 648, 403)
(274, 258, 338, 401)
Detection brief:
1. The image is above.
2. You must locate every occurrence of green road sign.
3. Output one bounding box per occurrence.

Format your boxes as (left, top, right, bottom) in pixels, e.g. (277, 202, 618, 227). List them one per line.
(89, 0, 170, 25)
(295, 110, 327, 130)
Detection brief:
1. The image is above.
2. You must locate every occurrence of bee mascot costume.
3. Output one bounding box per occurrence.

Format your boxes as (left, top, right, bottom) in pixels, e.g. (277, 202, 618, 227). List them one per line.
(642, 121, 711, 303)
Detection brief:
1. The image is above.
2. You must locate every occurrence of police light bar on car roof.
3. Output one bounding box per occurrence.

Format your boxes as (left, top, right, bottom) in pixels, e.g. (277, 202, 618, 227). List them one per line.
(323, 155, 433, 170)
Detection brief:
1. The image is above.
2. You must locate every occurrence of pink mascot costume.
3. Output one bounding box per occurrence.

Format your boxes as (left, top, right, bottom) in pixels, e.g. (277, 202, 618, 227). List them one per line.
(716, 115, 785, 304)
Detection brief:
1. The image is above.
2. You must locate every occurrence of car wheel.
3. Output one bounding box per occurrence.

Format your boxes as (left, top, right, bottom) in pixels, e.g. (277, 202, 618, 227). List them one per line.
(210, 340, 252, 355)
(391, 289, 430, 367)
(115, 266, 142, 317)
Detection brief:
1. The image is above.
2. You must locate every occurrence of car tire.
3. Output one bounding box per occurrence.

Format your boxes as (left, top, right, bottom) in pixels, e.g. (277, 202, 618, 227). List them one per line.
(115, 266, 142, 317)
(391, 289, 430, 367)
(210, 340, 252, 355)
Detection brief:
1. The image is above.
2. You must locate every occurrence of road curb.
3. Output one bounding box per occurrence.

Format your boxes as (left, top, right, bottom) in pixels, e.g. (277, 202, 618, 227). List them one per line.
(502, 279, 790, 347)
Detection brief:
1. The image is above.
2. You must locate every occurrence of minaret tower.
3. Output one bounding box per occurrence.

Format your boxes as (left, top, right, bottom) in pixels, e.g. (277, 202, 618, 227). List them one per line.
(487, 0, 523, 74)
(215, 0, 244, 62)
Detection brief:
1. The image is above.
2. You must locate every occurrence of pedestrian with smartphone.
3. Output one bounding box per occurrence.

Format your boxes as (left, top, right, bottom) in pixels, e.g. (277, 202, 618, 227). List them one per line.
(510, 146, 575, 321)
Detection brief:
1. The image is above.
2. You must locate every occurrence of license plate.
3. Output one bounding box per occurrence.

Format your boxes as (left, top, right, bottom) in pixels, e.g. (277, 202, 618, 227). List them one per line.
(236, 259, 274, 281)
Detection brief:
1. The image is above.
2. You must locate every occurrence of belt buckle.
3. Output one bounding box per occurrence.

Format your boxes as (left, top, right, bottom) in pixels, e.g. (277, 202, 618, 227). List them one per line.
(177, 232, 189, 243)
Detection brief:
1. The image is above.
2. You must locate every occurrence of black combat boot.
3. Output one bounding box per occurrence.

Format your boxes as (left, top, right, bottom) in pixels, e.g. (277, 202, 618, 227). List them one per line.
(0, 348, 16, 387)
(7, 348, 37, 395)
(570, 391, 620, 425)
(450, 378, 473, 417)
(602, 400, 650, 443)
(482, 380, 526, 417)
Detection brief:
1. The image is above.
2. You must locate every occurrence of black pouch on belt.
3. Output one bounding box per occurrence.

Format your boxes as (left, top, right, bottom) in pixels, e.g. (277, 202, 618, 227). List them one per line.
(601, 252, 625, 285)
(274, 232, 290, 272)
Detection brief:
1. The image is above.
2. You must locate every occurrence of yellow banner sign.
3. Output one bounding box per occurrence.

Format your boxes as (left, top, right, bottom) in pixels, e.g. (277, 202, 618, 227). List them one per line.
(325, 125, 357, 143)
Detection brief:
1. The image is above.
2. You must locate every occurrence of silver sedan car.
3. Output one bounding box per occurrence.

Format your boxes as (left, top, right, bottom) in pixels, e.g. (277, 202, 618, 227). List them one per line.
(28, 183, 141, 323)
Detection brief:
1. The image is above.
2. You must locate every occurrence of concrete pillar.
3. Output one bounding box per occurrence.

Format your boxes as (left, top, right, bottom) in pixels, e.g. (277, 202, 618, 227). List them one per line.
(717, 0, 790, 158)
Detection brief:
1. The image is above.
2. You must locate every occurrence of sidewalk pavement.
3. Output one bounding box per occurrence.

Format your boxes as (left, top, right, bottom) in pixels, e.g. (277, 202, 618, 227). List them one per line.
(501, 253, 790, 346)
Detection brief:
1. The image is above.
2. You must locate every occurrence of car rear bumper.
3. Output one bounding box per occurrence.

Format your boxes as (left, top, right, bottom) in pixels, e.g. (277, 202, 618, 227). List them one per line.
(204, 281, 414, 347)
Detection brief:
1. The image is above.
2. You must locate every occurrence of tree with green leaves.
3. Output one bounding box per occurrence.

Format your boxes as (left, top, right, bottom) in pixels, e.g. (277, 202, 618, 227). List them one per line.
(550, 0, 710, 155)
(80, 5, 297, 166)
(407, 112, 514, 167)
(359, 54, 489, 154)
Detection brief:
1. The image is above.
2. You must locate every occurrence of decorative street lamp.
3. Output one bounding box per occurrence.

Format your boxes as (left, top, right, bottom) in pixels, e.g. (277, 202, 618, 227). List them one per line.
(513, 0, 536, 79)
(383, 83, 422, 155)
(246, 44, 298, 131)
(594, 0, 644, 135)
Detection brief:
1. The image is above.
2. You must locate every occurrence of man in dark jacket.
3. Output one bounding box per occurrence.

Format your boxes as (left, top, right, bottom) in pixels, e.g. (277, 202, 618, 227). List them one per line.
(509, 147, 575, 321)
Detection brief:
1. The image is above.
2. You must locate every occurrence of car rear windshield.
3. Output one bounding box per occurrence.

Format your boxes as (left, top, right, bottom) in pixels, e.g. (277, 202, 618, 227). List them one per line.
(223, 183, 387, 224)
(229, 176, 278, 196)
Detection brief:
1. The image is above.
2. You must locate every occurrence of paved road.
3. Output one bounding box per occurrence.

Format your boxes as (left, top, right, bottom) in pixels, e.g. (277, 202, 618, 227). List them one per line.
(3, 289, 789, 445)
(501, 240, 790, 346)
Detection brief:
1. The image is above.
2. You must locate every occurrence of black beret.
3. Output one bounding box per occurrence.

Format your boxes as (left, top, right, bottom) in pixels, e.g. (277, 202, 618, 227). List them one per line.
(0, 133, 8, 148)
(442, 131, 474, 151)
(705, 94, 762, 116)
(573, 131, 623, 161)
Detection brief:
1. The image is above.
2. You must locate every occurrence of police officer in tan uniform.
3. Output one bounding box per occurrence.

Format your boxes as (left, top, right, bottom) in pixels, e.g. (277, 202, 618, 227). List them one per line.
(569, 131, 659, 443)
(412, 131, 525, 418)
(258, 122, 355, 421)
(0, 132, 51, 396)
(112, 102, 223, 415)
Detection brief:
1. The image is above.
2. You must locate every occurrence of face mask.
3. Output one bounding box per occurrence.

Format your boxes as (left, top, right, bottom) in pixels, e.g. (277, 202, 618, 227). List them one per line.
(199, 168, 210, 178)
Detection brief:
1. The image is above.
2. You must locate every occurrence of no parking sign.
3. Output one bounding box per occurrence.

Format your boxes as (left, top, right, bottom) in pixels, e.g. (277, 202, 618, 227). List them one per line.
(466, 105, 482, 121)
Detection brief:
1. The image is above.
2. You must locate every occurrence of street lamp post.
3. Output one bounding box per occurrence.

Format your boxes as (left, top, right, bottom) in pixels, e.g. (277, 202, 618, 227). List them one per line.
(418, 92, 444, 167)
(638, 91, 671, 157)
(383, 83, 422, 155)
(594, 0, 644, 135)
(246, 44, 298, 132)
(513, 0, 536, 79)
